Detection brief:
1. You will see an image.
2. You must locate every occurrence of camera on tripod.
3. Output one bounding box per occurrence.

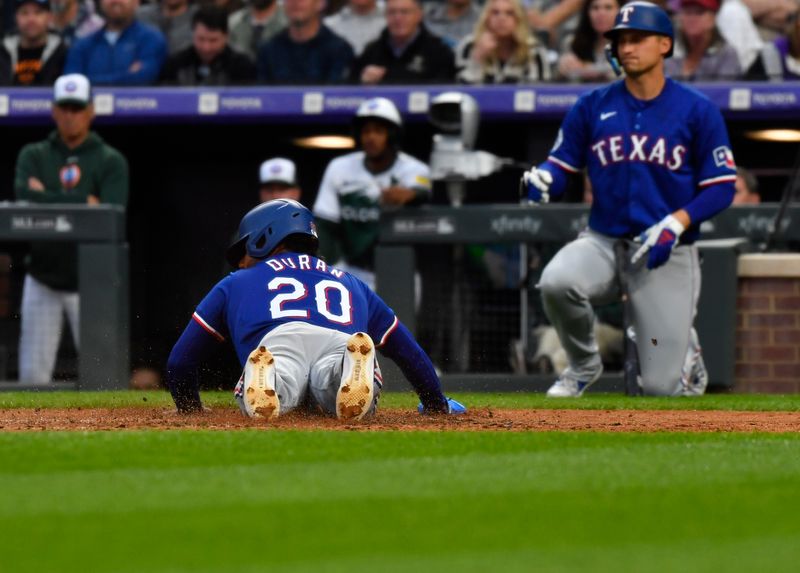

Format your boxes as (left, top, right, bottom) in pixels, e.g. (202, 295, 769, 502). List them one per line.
(428, 92, 512, 206)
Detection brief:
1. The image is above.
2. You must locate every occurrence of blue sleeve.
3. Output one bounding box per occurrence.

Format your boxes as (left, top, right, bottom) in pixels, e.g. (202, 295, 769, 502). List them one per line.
(194, 280, 231, 341)
(684, 181, 734, 225)
(378, 322, 448, 411)
(166, 280, 231, 411)
(684, 100, 737, 224)
(692, 101, 738, 189)
(536, 96, 591, 200)
(359, 281, 447, 410)
(364, 285, 398, 345)
(548, 96, 590, 172)
(166, 320, 224, 412)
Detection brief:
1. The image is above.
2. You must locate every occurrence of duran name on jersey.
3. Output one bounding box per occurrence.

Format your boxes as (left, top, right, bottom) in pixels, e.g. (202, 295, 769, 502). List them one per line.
(192, 253, 398, 365)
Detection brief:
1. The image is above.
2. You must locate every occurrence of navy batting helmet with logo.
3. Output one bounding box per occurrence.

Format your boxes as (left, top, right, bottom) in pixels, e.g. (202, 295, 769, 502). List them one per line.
(226, 199, 318, 267)
(604, 1, 674, 57)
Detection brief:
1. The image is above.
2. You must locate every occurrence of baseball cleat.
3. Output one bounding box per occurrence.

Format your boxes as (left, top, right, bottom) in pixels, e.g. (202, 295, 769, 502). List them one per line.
(546, 367, 603, 398)
(242, 345, 280, 419)
(336, 332, 375, 421)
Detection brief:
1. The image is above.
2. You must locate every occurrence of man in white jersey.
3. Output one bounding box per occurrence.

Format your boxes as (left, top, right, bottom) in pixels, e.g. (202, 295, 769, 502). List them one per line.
(312, 97, 431, 290)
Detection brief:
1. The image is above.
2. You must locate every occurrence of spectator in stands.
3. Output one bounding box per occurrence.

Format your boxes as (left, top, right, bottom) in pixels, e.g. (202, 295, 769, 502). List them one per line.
(50, 0, 105, 47)
(424, 0, 481, 48)
(228, 0, 287, 60)
(160, 6, 256, 85)
(202, 0, 244, 16)
(0, 0, 68, 86)
(137, 0, 198, 54)
(258, 157, 302, 202)
(64, 0, 168, 85)
(325, 0, 385, 56)
(666, 0, 742, 80)
(526, 0, 583, 48)
(556, 0, 619, 82)
(774, 6, 800, 78)
(717, 0, 781, 79)
(733, 167, 762, 204)
(352, 0, 455, 84)
(455, 0, 551, 83)
(257, 0, 354, 84)
(741, 0, 797, 39)
(313, 97, 430, 290)
(14, 74, 128, 385)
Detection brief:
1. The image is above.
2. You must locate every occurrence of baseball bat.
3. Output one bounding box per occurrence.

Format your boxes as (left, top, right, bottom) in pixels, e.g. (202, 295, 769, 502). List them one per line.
(613, 240, 643, 396)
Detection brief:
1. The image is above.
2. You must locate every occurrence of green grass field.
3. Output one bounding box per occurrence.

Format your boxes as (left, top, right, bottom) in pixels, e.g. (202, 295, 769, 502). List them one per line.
(1, 392, 799, 573)
(2, 390, 800, 411)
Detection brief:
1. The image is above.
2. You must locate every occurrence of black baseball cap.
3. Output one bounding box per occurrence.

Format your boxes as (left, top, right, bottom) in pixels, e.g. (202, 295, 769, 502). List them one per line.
(16, 0, 51, 10)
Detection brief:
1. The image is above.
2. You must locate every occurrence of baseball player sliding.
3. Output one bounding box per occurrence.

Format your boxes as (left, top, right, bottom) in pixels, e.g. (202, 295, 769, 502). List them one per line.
(167, 199, 465, 419)
(523, 1, 736, 397)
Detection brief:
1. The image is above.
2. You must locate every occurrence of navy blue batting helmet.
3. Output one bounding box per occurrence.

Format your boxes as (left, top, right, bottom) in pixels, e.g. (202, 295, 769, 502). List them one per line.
(226, 199, 318, 267)
(604, 1, 674, 57)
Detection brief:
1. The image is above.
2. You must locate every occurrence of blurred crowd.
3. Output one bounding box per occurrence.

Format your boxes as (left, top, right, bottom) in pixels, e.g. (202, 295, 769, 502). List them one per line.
(2, 0, 800, 88)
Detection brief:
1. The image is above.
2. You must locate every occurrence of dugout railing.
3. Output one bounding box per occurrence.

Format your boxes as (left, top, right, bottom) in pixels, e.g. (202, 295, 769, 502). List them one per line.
(376, 204, 799, 393)
(0, 204, 128, 391)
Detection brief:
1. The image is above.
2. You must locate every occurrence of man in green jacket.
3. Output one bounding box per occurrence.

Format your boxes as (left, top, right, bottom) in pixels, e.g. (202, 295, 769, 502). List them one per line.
(14, 72, 128, 384)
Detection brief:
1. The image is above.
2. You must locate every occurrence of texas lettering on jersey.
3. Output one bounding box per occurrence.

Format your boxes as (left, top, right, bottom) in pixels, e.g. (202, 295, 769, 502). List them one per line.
(590, 135, 686, 170)
(544, 79, 737, 238)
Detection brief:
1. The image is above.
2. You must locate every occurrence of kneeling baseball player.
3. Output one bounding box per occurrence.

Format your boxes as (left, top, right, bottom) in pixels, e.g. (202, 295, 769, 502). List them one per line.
(166, 199, 465, 419)
(523, 2, 735, 397)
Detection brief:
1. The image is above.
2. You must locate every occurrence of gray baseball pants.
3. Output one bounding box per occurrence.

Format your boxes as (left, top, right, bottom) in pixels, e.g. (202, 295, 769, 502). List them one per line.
(234, 323, 382, 415)
(18, 275, 79, 384)
(538, 229, 701, 396)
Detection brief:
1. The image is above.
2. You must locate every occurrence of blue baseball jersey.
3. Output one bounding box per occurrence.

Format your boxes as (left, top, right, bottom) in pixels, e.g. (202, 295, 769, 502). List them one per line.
(192, 253, 398, 365)
(543, 79, 736, 241)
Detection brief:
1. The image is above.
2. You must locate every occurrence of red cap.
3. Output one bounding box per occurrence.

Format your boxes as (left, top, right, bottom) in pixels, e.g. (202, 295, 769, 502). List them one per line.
(680, 0, 721, 11)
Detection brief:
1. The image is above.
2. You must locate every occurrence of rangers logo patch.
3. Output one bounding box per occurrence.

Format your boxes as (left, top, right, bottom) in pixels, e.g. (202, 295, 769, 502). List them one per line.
(713, 146, 736, 170)
(59, 163, 81, 189)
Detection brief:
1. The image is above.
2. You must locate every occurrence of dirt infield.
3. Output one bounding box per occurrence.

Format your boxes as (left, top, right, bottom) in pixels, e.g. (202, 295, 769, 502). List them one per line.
(1, 407, 798, 432)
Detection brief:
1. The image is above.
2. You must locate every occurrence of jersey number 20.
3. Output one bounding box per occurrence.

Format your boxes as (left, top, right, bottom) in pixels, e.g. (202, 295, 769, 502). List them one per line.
(268, 277, 352, 325)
